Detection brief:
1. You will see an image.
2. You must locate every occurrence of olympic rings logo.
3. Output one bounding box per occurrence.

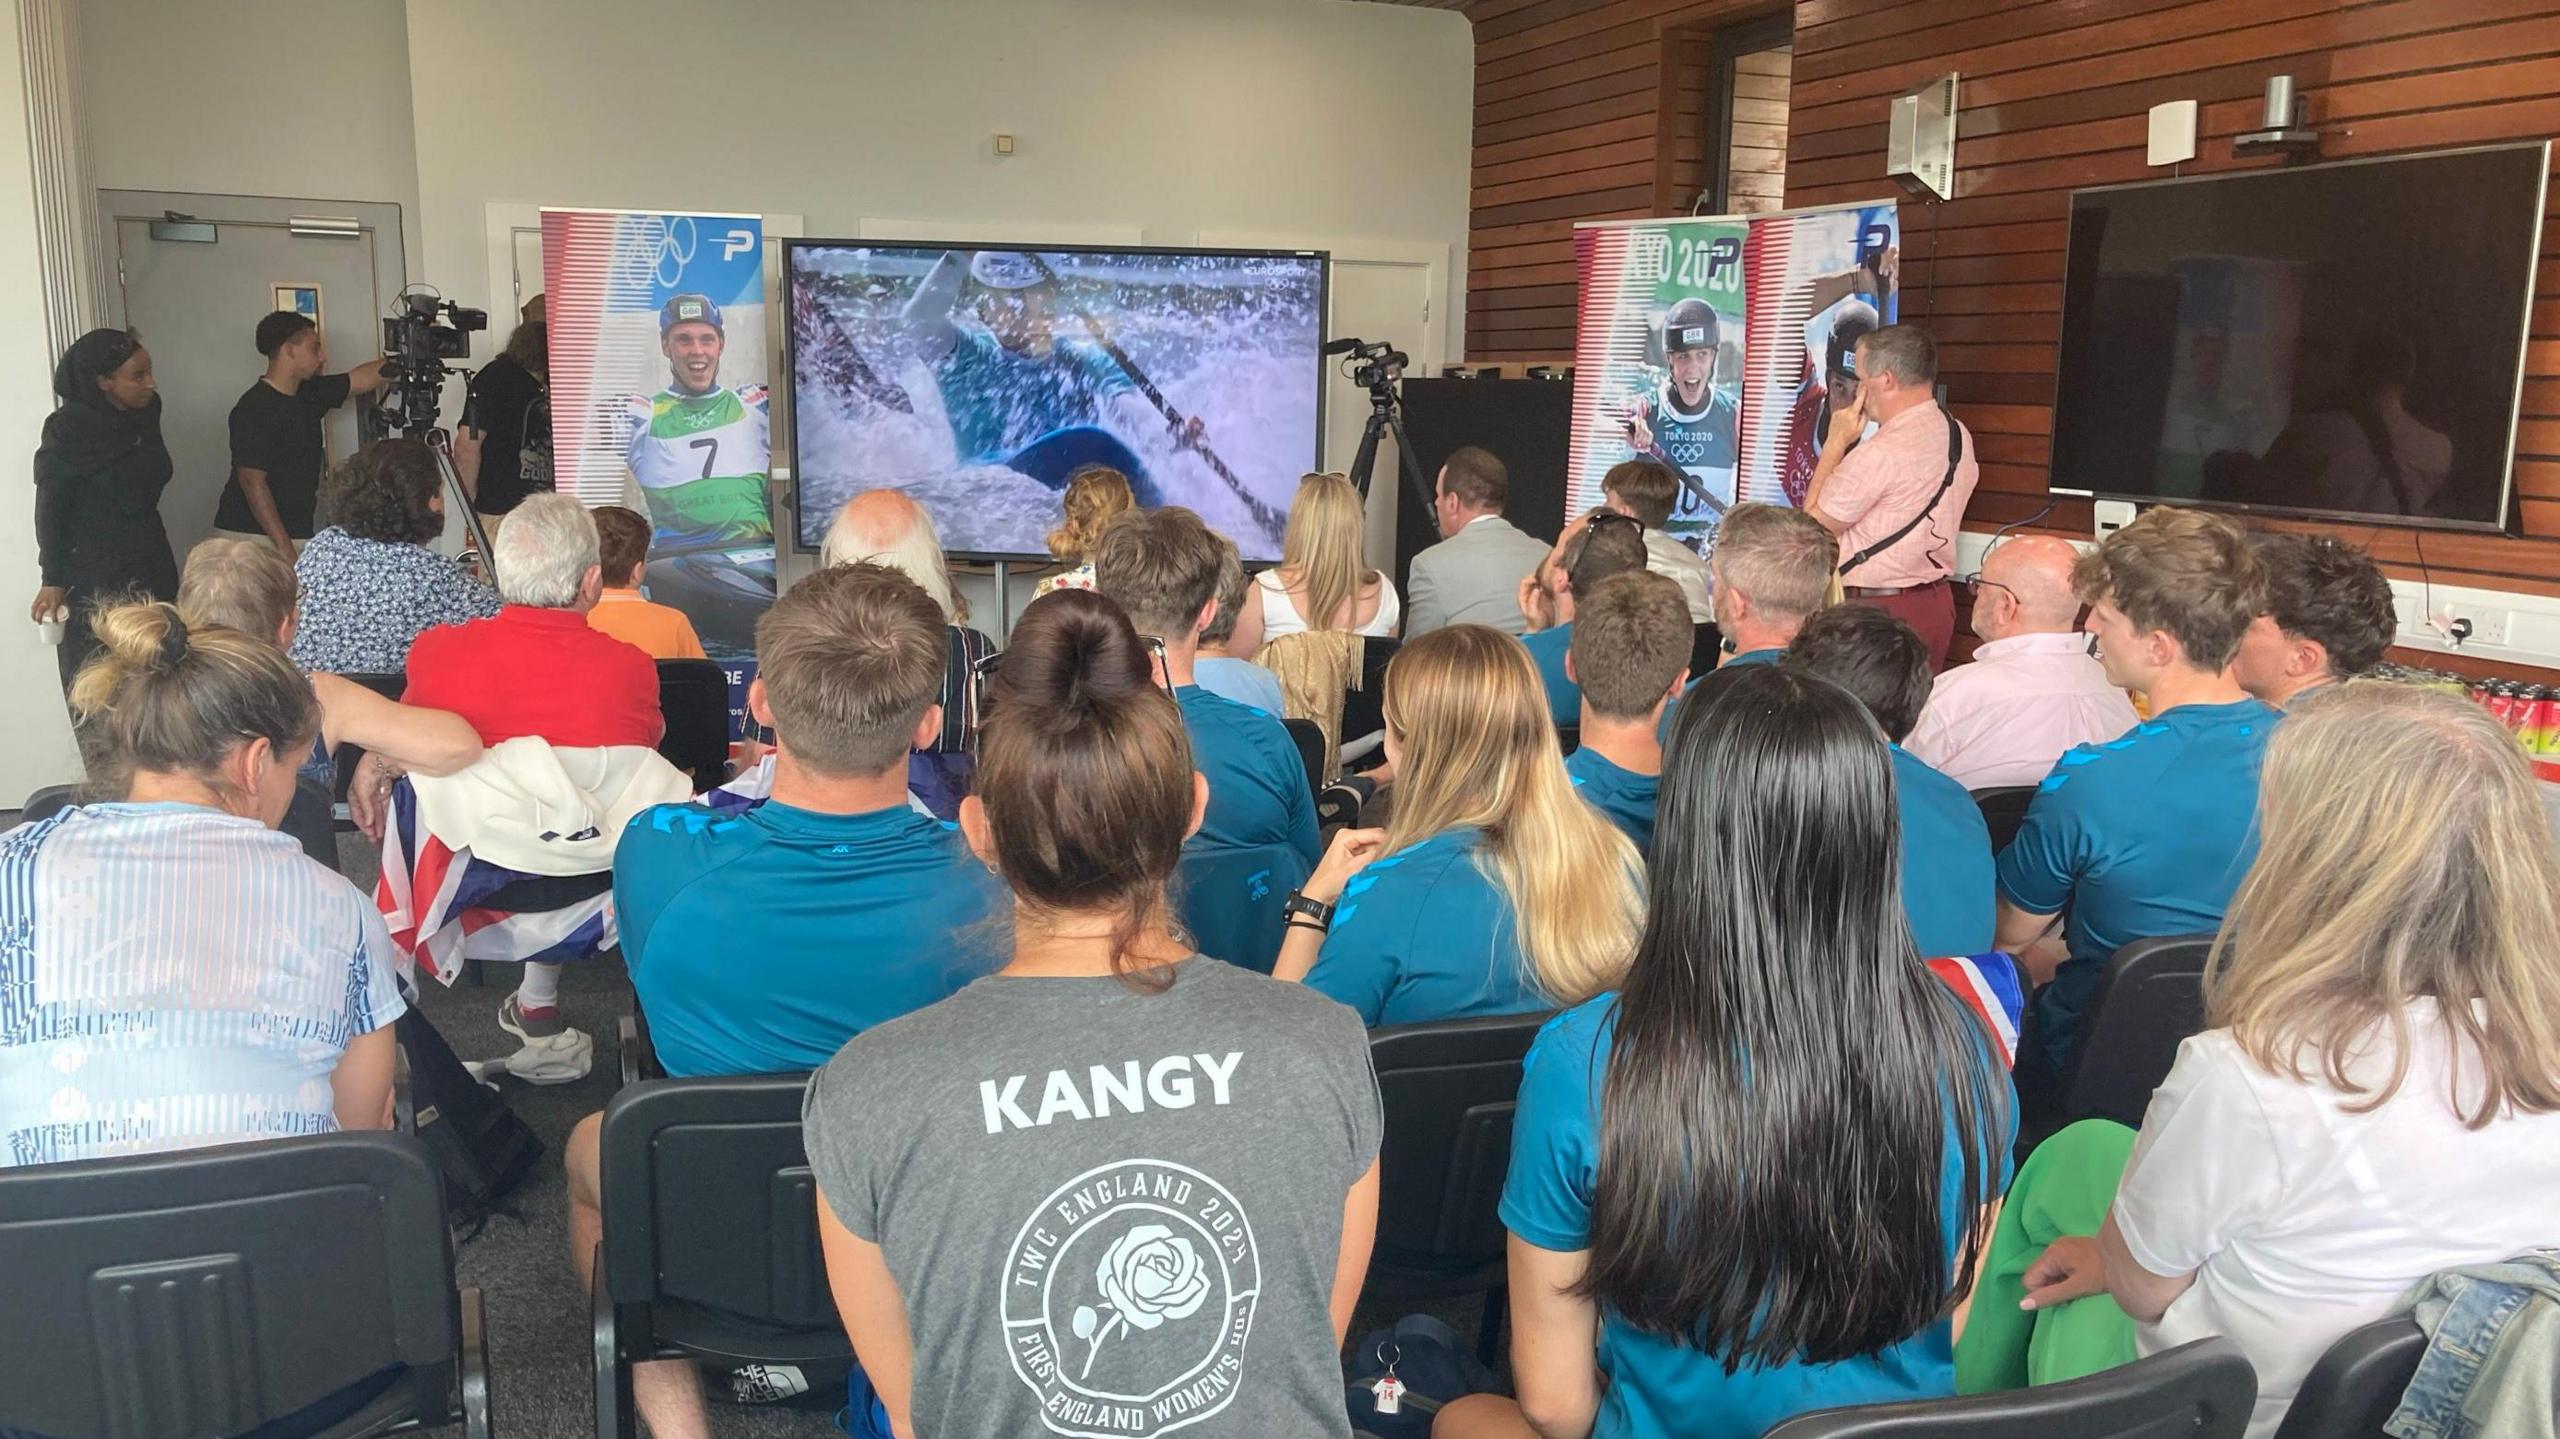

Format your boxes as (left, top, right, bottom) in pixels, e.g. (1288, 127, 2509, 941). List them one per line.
(612, 215, 700, 293)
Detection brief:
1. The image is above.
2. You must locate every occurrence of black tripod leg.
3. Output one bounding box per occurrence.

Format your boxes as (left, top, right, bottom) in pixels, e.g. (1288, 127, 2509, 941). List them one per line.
(1386, 411, 1436, 513)
(1348, 407, 1389, 501)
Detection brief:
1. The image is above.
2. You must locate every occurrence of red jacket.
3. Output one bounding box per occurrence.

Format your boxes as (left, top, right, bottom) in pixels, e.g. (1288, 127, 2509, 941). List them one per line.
(404, 604, 664, 749)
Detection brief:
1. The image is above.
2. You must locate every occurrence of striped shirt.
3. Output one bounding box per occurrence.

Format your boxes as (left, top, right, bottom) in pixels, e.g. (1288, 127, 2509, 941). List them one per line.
(0, 802, 405, 1168)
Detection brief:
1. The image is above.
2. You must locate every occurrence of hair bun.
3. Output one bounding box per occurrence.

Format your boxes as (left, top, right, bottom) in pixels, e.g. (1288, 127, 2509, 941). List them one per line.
(996, 589, 1156, 718)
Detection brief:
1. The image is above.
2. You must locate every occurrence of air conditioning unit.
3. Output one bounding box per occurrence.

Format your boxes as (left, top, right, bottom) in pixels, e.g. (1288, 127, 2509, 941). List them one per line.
(1888, 73, 1960, 201)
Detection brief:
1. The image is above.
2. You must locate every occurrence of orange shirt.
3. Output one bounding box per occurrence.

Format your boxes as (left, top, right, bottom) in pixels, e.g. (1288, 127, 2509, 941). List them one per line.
(588, 588, 707, 661)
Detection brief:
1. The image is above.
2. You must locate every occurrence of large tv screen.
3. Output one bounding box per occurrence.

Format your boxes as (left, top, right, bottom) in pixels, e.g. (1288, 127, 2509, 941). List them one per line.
(2050, 143, 2547, 530)
(786, 241, 1325, 560)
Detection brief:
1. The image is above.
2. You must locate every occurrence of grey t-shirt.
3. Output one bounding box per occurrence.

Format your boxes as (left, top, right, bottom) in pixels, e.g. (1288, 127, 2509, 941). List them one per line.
(804, 956, 1382, 1439)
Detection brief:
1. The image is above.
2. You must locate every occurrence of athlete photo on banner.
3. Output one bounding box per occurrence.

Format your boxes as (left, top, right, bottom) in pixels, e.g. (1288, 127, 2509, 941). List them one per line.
(543, 209, 774, 681)
(1567, 218, 1748, 554)
(1745, 201, 1900, 509)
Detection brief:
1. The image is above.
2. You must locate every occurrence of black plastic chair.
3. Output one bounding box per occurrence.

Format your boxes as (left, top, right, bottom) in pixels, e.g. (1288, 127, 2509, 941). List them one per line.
(2053, 932, 2216, 1131)
(19, 782, 76, 824)
(327, 671, 406, 829)
(1283, 716, 1328, 799)
(1341, 636, 1400, 745)
(1972, 785, 2039, 854)
(2271, 1314, 2427, 1439)
(593, 1072, 844, 1439)
(0, 1131, 493, 1439)
(656, 658, 732, 793)
(1761, 1336, 2255, 1437)
(1366, 1009, 1553, 1364)
(1689, 621, 1723, 681)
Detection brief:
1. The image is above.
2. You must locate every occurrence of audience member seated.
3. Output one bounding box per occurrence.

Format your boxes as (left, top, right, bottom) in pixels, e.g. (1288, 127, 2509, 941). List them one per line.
(1995, 507, 2273, 1074)
(1406, 445, 1551, 636)
(1704, 501, 1836, 670)
(1803, 323, 1980, 671)
(1520, 510, 1650, 726)
(1786, 604, 1996, 958)
(565, 564, 1001, 1439)
(1230, 471, 1401, 656)
(1273, 624, 1642, 1024)
(2232, 532, 2397, 710)
(1030, 462, 1131, 597)
(394, 494, 664, 1082)
(1561, 572, 1691, 854)
(584, 504, 705, 659)
(1996, 683, 2560, 1438)
(1906, 534, 2136, 790)
(287, 435, 499, 675)
(1599, 458, 1713, 622)
(800, 591, 1381, 1439)
(821, 488, 1000, 816)
(1435, 662, 2013, 1439)
(1094, 506, 1320, 871)
(177, 537, 483, 814)
(1193, 531, 1285, 714)
(0, 601, 402, 1168)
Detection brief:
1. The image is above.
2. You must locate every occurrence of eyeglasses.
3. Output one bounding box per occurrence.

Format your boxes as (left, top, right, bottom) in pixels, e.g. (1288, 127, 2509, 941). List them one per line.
(1957, 573, 2017, 605)
(1587, 511, 1646, 536)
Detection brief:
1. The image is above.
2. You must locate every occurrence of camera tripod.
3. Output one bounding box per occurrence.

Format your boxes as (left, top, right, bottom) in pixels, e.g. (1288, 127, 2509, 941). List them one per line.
(1346, 373, 1436, 513)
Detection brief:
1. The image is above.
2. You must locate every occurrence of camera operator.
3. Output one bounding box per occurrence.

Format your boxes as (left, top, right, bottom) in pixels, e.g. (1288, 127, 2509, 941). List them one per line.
(217, 311, 393, 560)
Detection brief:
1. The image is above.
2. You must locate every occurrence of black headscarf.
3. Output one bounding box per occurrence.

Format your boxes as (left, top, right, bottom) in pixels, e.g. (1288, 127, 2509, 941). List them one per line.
(37, 328, 168, 498)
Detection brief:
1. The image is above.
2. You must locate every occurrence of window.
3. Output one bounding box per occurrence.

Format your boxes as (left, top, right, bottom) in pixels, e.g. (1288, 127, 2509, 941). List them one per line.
(1701, 13, 1793, 216)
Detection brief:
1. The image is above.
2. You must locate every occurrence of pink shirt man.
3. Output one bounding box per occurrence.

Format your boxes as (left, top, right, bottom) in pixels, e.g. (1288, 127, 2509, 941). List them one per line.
(1824, 399, 1980, 590)
(1906, 630, 2138, 790)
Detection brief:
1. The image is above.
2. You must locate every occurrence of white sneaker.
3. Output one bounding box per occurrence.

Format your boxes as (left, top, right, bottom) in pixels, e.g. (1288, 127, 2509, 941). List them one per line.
(492, 994, 593, 1084)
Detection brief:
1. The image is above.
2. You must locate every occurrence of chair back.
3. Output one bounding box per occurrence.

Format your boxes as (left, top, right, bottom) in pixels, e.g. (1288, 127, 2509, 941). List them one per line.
(2059, 933, 2215, 1130)
(1761, 1335, 2257, 1437)
(1177, 840, 1313, 975)
(1342, 635, 1400, 743)
(0, 1132, 470, 1439)
(598, 1072, 846, 1358)
(326, 672, 406, 817)
(1283, 716, 1329, 798)
(656, 658, 732, 793)
(2271, 1315, 2426, 1439)
(19, 782, 76, 824)
(1972, 785, 2038, 853)
(1689, 621, 1722, 681)
(1367, 1010, 1550, 1291)
(284, 776, 340, 872)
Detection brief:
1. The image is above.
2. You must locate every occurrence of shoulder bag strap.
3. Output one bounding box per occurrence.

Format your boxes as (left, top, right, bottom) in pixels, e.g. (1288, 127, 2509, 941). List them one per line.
(1839, 408, 1966, 577)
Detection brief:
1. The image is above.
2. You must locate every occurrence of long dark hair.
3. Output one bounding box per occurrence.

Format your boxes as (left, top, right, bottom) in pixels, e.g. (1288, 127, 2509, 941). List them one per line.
(1579, 663, 2008, 1366)
(976, 589, 1194, 987)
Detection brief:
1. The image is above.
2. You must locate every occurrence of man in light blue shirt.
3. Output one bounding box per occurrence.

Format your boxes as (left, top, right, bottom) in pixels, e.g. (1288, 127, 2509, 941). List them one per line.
(572, 561, 1001, 1439)
(1096, 506, 1319, 969)
(1783, 603, 1994, 959)
(1519, 510, 1652, 727)
(1563, 571, 1692, 855)
(1192, 531, 1287, 715)
(1996, 508, 2277, 1071)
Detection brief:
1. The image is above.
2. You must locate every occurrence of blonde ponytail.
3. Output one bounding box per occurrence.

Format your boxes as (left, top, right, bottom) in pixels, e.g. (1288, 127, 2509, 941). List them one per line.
(70, 600, 320, 799)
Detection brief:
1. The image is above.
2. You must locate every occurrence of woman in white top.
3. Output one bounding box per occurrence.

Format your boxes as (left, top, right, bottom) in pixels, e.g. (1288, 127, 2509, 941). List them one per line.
(1228, 472, 1399, 655)
(2022, 680, 2560, 1438)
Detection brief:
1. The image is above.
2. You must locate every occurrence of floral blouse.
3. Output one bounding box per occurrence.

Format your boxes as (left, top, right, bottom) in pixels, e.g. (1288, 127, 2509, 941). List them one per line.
(288, 526, 501, 676)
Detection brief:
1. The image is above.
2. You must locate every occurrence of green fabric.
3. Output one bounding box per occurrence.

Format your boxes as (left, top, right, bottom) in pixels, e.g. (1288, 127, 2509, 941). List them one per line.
(1956, 1119, 2143, 1393)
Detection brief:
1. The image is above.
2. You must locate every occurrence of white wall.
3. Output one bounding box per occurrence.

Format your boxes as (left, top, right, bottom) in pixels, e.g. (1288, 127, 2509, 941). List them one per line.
(0, 18, 88, 796)
(81, 0, 423, 274)
(401, 0, 1472, 362)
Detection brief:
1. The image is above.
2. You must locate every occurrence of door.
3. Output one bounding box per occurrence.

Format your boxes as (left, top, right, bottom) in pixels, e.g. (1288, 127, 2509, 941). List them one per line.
(100, 192, 405, 557)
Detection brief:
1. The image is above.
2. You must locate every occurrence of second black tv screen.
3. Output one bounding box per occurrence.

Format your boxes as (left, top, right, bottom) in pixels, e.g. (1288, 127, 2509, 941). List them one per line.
(2050, 144, 2546, 530)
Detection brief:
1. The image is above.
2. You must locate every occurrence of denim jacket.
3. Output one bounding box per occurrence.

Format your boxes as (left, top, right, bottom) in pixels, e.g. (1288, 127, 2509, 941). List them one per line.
(2386, 1250, 2560, 1439)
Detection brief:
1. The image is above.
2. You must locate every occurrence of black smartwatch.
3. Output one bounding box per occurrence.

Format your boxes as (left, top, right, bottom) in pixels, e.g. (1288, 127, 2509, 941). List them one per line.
(1281, 891, 1336, 932)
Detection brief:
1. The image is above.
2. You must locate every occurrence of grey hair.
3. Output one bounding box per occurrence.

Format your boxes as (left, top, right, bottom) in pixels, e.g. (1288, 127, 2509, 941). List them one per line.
(494, 492, 599, 608)
(1855, 324, 1937, 387)
(821, 489, 966, 624)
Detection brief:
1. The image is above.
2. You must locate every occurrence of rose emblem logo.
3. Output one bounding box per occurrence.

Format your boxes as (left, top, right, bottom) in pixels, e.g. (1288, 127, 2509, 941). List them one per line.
(1074, 1225, 1211, 1376)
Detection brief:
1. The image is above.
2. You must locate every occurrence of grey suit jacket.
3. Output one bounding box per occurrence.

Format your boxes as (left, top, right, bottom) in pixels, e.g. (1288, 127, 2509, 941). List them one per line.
(1405, 514, 1552, 637)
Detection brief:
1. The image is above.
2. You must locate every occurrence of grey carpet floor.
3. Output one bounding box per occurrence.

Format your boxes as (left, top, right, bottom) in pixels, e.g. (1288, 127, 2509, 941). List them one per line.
(335, 835, 1488, 1439)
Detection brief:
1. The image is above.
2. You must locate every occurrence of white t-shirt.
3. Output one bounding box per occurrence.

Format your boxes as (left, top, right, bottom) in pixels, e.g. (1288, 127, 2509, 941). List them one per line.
(2113, 1004, 2560, 1439)
(1253, 567, 1401, 641)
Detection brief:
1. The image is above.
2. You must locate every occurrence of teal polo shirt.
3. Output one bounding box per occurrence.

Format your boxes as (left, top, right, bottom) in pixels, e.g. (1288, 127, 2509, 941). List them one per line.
(1305, 826, 1546, 1026)
(1996, 697, 2280, 1068)
(1663, 644, 1784, 742)
(1522, 623, 1579, 726)
(615, 800, 1003, 1078)
(1502, 994, 2016, 1439)
(1892, 744, 1994, 959)
(1565, 746, 1659, 855)
(1175, 685, 1321, 867)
